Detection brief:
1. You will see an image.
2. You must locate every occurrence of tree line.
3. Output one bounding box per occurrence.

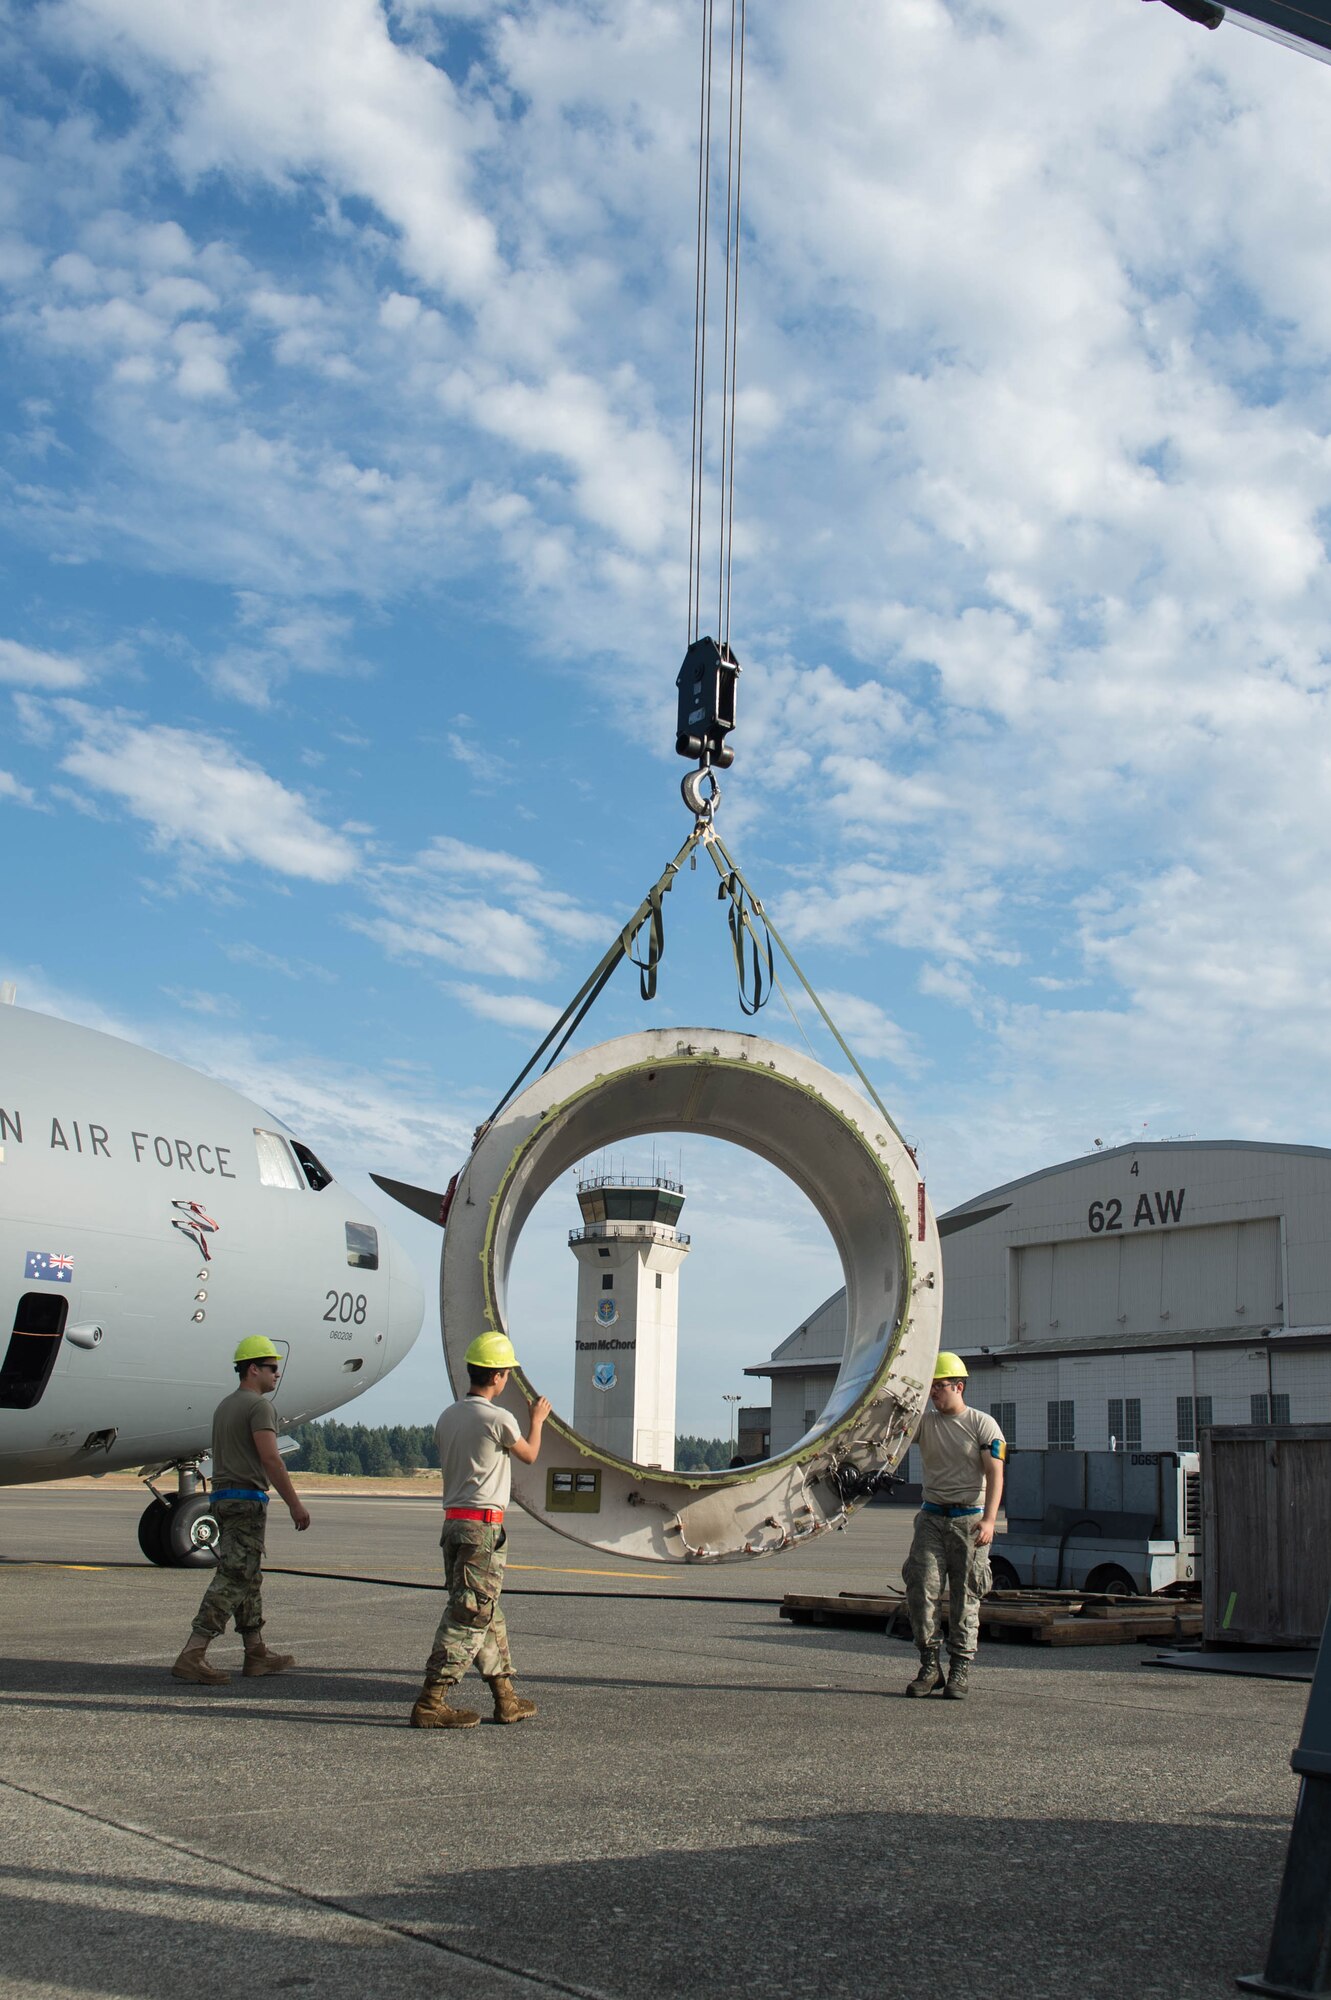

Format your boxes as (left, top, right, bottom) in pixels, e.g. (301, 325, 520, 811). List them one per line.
(284, 1420, 732, 1477)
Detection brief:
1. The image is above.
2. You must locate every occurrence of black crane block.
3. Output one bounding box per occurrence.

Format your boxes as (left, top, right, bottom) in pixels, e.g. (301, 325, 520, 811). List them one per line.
(675, 637, 740, 768)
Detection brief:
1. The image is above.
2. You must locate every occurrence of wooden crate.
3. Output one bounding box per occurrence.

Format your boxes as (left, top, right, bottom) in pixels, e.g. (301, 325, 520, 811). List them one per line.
(1201, 1423, 1331, 1647)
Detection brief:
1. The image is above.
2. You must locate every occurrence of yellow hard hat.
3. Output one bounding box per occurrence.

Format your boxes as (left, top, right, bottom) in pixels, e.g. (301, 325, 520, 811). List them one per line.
(933, 1350, 969, 1381)
(234, 1335, 281, 1364)
(465, 1330, 518, 1370)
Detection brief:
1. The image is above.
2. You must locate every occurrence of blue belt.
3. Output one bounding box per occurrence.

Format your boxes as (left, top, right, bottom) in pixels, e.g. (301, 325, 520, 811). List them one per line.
(922, 1501, 981, 1517)
(211, 1487, 269, 1503)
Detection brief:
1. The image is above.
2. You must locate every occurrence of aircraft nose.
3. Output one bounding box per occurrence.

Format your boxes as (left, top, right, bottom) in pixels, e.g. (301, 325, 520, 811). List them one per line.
(381, 1225, 425, 1376)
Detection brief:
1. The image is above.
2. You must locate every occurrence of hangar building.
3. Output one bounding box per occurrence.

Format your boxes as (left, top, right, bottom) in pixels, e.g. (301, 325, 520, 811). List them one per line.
(746, 1141, 1331, 1474)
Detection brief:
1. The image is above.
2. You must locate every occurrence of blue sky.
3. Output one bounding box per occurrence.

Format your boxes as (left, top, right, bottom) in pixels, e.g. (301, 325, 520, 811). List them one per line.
(4, 0, 1331, 1435)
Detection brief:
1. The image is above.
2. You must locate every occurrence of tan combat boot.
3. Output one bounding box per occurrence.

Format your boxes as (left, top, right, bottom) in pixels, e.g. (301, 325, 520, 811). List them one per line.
(242, 1635, 296, 1677)
(171, 1635, 229, 1686)
(905, 1649, 943, 1698)
(944, 1657, 970, 1701)
(410, 1683, 480, 1729)
(485, 1675, 538, 1723)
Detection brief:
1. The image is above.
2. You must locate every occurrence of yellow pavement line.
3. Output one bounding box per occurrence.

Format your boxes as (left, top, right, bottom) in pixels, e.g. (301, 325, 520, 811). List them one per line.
(5, 1562, 107, 1572)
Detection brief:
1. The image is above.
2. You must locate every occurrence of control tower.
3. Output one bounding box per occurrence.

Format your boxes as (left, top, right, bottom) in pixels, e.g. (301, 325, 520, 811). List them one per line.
(569, 1174, 690, 1468)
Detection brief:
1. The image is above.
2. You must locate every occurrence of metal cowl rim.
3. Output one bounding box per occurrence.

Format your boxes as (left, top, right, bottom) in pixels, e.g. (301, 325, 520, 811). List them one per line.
(440, 1028, 942, 1563)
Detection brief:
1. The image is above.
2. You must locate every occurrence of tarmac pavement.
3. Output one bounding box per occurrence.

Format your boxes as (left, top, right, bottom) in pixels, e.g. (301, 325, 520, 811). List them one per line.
(0, 1487, 1308, 2000)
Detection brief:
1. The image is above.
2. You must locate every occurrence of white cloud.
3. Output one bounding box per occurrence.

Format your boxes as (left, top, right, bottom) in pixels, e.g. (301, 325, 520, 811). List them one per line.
(351, 902, 552, 983)
(0, 770, 38, 807)
(449, 983, 560, 1034)
(814, 989, 921, 1075)
(415, 834, 543, 892)
(351, 835, 608, 987)
(0, 639, 88, 689)
(161, 984, 239, 1017)
(220, 940, 337, 984)
(55, 705, 359, 880)
(51, 0, 499, 303)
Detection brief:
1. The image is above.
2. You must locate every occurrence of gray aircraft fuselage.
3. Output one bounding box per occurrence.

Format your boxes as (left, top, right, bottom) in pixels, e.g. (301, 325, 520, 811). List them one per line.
(0, 1003, 424, 1486)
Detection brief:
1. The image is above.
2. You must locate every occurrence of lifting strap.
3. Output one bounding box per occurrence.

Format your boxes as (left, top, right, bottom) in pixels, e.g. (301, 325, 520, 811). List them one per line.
(480, 822, 903, 1147)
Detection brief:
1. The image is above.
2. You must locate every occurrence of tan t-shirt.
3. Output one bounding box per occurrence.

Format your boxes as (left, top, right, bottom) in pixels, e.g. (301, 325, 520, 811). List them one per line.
(917, 1403, 1005, 1506)
(211, 1386, 277, 1490)
(437, 1395, 522, 1510)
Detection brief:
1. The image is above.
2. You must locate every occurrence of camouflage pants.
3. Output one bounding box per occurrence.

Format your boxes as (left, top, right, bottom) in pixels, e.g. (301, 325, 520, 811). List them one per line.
(191, 1500, 267, 1639)
(423, 1522, 513, 1688)
(903, 1508, 992, 1662)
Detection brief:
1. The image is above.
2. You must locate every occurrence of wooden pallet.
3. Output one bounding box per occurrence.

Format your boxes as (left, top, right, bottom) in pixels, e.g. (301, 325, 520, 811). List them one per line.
(779, 1588, 1203, 1647)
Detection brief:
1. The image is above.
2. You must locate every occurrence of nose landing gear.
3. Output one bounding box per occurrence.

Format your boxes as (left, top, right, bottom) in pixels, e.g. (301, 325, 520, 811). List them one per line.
(137, 1464, 218, 1568)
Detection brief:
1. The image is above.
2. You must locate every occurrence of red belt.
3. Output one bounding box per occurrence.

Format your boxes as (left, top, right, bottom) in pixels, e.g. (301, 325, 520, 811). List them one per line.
(445, 1506, 504, 1524)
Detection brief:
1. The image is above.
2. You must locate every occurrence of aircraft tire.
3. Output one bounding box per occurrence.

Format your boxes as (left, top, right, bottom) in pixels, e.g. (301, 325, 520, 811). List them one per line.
(165, 1493, 220, 1567)
(136, 1499, 171, 1567)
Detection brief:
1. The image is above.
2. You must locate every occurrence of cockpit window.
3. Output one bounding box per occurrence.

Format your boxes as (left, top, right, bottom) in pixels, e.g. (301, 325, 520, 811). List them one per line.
(253, 1129, 302, 1190)
(346, 1221, 379, 1270)
(291, 1140, 333, 1192)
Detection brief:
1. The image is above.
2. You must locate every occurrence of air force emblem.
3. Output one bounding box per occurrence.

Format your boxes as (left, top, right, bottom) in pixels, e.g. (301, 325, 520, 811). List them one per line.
(592, 1362, 616, 1392)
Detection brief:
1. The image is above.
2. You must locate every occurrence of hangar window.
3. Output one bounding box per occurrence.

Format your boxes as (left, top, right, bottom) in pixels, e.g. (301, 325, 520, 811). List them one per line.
(1046, 1400, 1075, 1451)
(1176, 1395, 1213, 1451)
(1107, 1398, 1141, 1451)
(990, 1400, 1016, 1442)
(1250, 1392, 1290, 1426)
(0, 1292, 68, 1410)
(253, 1129, 302, 1190)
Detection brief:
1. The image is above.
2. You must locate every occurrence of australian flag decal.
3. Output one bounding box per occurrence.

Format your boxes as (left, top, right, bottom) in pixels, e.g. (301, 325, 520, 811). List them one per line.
(25, 1251, 73, 1283)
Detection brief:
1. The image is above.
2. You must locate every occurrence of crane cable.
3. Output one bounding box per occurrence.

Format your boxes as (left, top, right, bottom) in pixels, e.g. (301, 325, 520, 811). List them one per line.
(687, 0, 747, 657)
(478, 5, 900, 1157)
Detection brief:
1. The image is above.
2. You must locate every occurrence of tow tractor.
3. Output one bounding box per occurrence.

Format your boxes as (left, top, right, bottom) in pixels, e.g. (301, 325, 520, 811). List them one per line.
(988, 1448, 1200, 1597)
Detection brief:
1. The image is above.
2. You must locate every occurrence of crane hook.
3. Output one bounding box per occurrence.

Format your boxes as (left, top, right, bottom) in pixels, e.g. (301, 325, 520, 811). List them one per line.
(681, 765, 721, 823)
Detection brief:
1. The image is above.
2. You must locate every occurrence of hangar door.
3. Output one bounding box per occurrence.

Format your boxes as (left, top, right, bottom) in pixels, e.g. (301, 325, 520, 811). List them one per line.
(1015, 1218, 1282, 1344)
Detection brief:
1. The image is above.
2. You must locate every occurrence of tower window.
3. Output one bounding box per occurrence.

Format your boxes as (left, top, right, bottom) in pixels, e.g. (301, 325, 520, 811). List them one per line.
(601, 1274, 614, 1291)
(655, 1273, 663, 1289)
